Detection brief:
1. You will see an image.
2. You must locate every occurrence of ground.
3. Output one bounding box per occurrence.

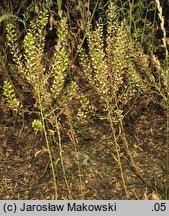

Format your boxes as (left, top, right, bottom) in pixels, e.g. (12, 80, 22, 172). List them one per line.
(0, 95, 166, 199)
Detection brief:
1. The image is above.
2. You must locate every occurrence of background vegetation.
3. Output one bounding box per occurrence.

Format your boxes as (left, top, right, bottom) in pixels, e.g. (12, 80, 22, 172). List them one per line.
(0, 0, 168, 200)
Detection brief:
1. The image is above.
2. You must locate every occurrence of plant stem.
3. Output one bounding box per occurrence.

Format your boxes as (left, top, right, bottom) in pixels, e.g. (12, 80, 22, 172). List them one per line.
(37, 89, 58, 200)
(107, 103, 129, 198)
(55, 118, 73, 199)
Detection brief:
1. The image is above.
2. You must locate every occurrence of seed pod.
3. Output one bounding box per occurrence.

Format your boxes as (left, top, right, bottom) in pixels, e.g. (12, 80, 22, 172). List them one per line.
(49, 15, 54, 30)
(34, 4, 39, 15)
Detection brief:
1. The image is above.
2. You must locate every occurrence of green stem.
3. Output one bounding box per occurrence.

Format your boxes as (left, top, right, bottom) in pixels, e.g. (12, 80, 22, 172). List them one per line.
(107, 103, 129, 198)
(37, 89, 58, 200)
(55, 119, 73, 199)
(67, 115, 84, 199)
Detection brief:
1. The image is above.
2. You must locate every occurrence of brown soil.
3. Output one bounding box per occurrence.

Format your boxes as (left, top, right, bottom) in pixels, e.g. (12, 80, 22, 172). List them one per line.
(0, 96, 166, 200)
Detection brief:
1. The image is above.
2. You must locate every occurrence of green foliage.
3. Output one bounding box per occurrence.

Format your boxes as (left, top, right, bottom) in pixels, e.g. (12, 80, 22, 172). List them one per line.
(6, 9, 77, 114)
(78, 3, 146, 117)
(50, 17, 69, 97)
(3, 80, 19, 110)
(32, 119, 43, 132)
(5, 8, 78, 199)
(78, 2, 167, 113)
(77, 2, 167, 198)
(6, 23, 25, 77)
